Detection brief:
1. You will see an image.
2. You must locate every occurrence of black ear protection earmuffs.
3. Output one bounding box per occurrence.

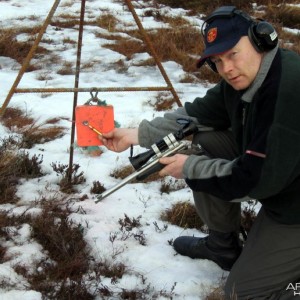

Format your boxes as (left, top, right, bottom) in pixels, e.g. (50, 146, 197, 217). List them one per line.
(248, 21, 278, 52)
(201, 6, 278, 72)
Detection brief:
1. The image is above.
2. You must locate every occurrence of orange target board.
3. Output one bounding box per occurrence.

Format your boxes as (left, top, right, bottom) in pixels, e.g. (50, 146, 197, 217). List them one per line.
(75, 105, 114, 147)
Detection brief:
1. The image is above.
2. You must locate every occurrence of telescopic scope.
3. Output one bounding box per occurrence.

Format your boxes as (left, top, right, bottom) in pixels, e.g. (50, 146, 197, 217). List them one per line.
(129, 122, 198, 170)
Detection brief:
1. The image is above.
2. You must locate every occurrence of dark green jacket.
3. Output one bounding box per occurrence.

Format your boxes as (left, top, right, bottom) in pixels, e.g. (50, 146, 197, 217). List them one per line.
(184, 48, 300, 224)
(251, 49, 300, 224)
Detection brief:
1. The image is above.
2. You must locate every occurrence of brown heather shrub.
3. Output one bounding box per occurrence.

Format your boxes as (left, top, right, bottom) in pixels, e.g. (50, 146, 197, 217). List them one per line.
(15, 198, 94, 299)
(0, 212, 10, 262)
(90, 180, 106, 194)
(0, 183, 19, 204)
(0, 136, 44, 204)
(0, 245, 6, 263)
(36, 71, 54, 81)
(0, 193, 132, 299)
(51, 162, 86, 194)
(30, 202, 90, 280)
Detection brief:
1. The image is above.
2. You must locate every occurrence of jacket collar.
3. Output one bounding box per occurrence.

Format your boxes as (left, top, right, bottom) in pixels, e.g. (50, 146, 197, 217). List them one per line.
(241, 45, 279, 103)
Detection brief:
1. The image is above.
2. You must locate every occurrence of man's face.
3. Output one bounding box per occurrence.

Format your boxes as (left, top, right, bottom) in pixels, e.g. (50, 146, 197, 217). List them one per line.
(210, 36, 263, 90)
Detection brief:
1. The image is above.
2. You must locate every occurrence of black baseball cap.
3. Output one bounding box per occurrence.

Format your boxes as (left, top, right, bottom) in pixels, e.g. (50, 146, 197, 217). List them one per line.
(197, 11, 252, 68)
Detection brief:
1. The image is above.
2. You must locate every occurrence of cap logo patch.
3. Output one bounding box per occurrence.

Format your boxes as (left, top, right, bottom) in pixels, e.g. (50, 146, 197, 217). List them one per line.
(207, 27, 217, 43)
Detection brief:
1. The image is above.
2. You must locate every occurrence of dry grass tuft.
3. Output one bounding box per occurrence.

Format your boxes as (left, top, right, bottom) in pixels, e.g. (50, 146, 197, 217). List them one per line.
(122, 25, 220, 83)
(95, 13, 118, 32)
(1, 107, 34, 129)
(148, 92, 176, 111)
(264, 4, 300, 30)
(103, 38, 146, 60)
(110, 164, 134, 179)
(161, 201, 204, 230)
(204, 277, 226, 300)
(110, 164, 162, 183)
(1, 107, 66, 148)
(154, 0, 300, 16)
(0, 28, 48, 69)
(51, 15, 79, 29)
(155, 0, 241, 15)
(57, 61, 74, 75)
(110, 59, 129, 73)
(147, 26, 201, 73)
(20, 124, 66, 149)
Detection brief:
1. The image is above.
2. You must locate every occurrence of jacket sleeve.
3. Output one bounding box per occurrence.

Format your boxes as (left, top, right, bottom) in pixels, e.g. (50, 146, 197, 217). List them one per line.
(183, 153, 264, 201)
(138, 107, 212, 148)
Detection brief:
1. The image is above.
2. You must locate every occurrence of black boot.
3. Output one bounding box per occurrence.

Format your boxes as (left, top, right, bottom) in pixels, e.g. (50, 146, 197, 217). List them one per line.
(173, 230, 242, 271)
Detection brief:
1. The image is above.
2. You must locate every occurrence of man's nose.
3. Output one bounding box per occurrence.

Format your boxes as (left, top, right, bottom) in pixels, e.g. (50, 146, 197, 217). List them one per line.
(221, 60, 234, 74)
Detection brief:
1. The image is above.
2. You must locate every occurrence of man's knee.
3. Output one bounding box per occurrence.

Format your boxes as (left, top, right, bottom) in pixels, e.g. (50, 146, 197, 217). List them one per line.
(192, 130, 239, 160)
(224, 273, 300, 300)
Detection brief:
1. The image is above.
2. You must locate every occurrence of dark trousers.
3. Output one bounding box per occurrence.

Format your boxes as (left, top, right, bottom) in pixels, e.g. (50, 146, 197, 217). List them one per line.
(192, 131, 300, 299)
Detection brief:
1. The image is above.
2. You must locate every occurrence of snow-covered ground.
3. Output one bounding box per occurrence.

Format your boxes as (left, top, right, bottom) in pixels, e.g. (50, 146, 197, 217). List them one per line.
(0, 1, 257, 299)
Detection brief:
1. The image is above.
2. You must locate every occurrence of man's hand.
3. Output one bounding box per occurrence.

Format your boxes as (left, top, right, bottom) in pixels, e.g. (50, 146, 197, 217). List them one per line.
(99, 128, 139, 152)
(158, 154, 189, 179)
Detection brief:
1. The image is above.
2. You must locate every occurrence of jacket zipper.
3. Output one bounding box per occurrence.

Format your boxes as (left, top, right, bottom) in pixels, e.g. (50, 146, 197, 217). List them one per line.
(241, 102, 249, 152)
(242, 105, 247, 126)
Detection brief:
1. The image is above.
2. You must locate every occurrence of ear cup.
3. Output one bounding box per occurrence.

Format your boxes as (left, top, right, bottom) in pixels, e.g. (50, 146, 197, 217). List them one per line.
(248, 21, 278, 52)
